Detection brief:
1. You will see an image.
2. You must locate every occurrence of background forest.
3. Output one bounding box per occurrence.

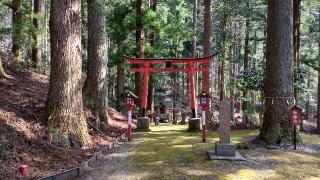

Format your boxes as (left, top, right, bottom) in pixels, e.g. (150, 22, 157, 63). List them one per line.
(0, 0, 319, 179)
(1, 0, 319, 129)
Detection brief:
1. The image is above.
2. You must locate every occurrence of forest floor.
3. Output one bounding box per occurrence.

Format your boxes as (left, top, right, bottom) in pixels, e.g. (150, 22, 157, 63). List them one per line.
(76, 124, 320, 180)
(0, 61, 132, 179)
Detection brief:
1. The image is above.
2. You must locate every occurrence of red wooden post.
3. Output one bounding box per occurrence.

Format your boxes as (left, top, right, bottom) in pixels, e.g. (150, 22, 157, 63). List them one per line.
(128, 110, 132, 141)
(141, 62, 150, 117)
(198, 92, 210, 143)
(126, 93, 135, 141)
(188, 63, 197, 118)
(202, 110, 206, 142)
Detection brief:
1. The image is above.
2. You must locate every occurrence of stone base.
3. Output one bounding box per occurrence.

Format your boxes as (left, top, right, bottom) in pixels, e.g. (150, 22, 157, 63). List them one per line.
(207, 151, 245, 161)
(136, 117, 150, 132)
(188, 118, 201, 131)
(215, 141, 236, 157)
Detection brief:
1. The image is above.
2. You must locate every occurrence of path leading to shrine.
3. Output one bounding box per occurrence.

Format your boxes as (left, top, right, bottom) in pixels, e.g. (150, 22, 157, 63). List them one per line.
(76, 124, 320, 180)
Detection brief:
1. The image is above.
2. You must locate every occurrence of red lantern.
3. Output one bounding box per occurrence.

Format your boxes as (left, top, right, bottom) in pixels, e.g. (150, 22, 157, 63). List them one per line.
(290, 105, 302, 127)
(125, 93, 135, 111)
(197, 91, 211, 143)
(197, 91, 210, 111)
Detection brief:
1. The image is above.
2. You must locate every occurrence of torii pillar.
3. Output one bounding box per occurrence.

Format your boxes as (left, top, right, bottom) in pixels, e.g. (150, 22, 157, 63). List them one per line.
(124, 55, 216, 132)
(187, 62, 201, 131)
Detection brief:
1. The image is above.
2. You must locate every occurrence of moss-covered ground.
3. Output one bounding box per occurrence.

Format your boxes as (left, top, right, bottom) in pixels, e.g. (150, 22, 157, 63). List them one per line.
(124, 124, 320, 180)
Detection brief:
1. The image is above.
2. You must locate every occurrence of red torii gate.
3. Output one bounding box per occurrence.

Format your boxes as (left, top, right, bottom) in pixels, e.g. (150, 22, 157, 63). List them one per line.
(124, 54, 216, 118)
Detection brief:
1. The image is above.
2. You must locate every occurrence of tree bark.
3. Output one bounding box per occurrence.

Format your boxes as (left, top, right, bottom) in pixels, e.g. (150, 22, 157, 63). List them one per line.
(300, 77, 311, 131)
(172, 72, 177, 124)
(31, 0, 44, 68)
(46, 0, 91, 147)
(259, 0, 294, 144)
(12, 0, 24, 61)
(242, 0, 250, 126)
(230, 25, 237, 119)
(0, 58, 6, 78)
(84, 0, 108, 124)
(236, 37, 242, 113)
(147, 0, 157, 122)
(192, 0, 197, 58)
(220, 53, 225, 101)
(317, 39, 320, 134)
(193, 0, 199, 99)
(116, 42, 125, 111)
(203, 0, 212, 127)
(305, 77, 311, 128)
(135, 0, 144, 113)
(219, 0, 229, 101)
(293, 0, 301, 101)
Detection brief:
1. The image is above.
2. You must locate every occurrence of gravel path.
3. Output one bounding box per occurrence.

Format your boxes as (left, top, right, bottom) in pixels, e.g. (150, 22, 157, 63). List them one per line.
(74, 138, 142, 180)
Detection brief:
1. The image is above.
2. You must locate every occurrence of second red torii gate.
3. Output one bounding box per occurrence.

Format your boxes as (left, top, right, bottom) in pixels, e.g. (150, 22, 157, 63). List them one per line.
(124, 54, 216, 118)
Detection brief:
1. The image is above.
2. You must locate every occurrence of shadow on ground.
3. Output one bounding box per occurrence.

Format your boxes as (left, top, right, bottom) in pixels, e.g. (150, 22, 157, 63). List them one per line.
(126, 125, 320, 179)
(77, 124, 320, 180)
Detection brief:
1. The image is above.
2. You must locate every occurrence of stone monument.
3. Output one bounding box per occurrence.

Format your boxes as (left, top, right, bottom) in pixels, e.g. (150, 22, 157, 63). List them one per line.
(188, 118, 201, 131)
(137, 117, 150, 132)
(208, 100, 245, 160)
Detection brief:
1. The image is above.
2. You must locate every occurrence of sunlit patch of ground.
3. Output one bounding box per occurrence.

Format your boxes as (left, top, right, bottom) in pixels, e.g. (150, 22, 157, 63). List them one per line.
(125, 124, 320, 180)
(77, 124, 320, 180)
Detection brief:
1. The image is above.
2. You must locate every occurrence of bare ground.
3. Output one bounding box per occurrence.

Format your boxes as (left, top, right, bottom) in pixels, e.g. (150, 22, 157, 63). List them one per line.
(0, 60, 131, 179)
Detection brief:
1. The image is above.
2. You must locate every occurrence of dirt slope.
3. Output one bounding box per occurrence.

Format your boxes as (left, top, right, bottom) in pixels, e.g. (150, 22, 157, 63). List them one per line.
(0, 61, 130, 179)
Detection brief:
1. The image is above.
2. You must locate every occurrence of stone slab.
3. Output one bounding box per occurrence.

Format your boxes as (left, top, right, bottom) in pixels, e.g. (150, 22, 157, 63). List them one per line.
(219, 101, 231, 143)
(188, 118, 201, 131)
(136, 117, 150, 132)
(215, 142, 236, 157)
(207, 151, 245, 161)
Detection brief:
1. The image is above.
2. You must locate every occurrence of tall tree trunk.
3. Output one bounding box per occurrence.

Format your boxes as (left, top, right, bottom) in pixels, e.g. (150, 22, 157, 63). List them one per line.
(317, 39, 320, 134)
(230, 24, 237, 119)
(84, 0, 108, 124)
(32, 0, 44, 68)
(318, 73, 320, 134)
(236, 36, 242, 113)
(44, 0, 50, 71)
(305, 77, 311, 125)
(293, 0, 301, 100)
(147, 0, 157, 123)
(172, 72, 177, 124)
(0, 58, 6, 77)
(193, 0, 199, 99)
(251, 31, 257, 115)
(46, 0, 91, 147)
(219, 0, 229, 101)
(242, 0, 250, 126)
(116, 41, 125, 111)
(12, 0, 24, 61)
(135, 0, 144, 114)
(192, 0, 197, 58)
(203, 0, 212, 127)
(259, 0, 294, 144)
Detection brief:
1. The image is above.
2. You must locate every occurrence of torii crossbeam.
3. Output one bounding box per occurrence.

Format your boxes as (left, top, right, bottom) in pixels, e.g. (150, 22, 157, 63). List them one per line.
(124, 54, 216, 118)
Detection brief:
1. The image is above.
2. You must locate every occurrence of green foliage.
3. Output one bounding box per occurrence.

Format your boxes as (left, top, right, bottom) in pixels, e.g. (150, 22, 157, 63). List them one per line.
(246, 111, 260, 127)
(294, 64, 311, 94)
(11, 1, 45, 48)
(236, 66, 264, 92)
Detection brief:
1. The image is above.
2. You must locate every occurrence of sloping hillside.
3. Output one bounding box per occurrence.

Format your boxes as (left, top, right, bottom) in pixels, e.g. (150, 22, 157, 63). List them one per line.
(0, 61, 130, 179)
